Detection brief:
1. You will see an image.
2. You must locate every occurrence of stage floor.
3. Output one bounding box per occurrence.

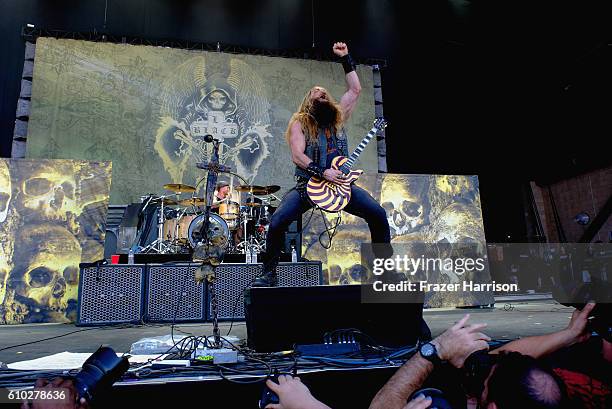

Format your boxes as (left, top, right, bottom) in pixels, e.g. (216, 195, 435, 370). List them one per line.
(0, 297, 574, 365)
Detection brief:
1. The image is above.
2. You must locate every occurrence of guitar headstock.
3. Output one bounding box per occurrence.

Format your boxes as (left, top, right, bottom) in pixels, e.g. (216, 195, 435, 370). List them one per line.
(373, 117, 387, 131)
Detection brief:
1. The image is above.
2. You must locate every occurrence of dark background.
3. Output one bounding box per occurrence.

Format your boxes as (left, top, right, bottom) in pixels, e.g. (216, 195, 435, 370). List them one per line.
(1, 0, 610, 242)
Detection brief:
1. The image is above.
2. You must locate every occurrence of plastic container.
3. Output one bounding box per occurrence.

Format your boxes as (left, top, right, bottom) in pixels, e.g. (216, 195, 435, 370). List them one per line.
(291, 245, 297, 263)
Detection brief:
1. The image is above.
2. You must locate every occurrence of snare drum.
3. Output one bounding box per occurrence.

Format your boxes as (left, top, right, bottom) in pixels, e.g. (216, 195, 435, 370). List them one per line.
(219, 200, 240, 230)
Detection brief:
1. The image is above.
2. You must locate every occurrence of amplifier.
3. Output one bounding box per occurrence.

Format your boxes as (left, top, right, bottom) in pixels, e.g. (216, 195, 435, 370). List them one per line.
(77, 264, 145, 326)
(209, 262, 323, 321)
(76, 262, 323, 326)
(145, 263, 206, 322)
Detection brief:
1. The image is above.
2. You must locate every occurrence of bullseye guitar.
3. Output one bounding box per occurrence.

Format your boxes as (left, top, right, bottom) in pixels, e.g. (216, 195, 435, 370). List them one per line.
(307, 118, 387, 212)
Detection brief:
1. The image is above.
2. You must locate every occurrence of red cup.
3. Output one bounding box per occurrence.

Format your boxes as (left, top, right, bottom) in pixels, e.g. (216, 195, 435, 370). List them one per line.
(111, 254, 120, 264)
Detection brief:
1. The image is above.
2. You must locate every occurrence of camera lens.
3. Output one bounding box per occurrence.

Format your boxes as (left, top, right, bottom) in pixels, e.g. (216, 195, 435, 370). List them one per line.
(73, 346, 129, 402)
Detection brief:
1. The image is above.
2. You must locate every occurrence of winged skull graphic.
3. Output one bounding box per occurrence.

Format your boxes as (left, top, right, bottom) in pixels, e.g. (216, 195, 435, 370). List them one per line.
(154, 54, 271, 186)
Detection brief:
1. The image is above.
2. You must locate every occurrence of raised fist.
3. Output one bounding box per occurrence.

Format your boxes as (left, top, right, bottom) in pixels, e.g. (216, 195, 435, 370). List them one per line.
(332, 42, 348, 57)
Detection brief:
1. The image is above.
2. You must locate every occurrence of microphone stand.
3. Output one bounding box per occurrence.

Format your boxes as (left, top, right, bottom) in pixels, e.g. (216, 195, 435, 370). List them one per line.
(196, 137, 232, 242)
(195, 135, 231, 348)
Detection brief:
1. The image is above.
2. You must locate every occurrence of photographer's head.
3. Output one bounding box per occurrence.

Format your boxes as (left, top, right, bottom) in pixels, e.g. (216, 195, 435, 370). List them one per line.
(482, 352, 568, 409)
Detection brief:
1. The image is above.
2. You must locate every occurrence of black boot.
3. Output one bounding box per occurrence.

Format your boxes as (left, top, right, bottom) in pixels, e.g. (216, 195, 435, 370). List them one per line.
(251, 271, 278, 287)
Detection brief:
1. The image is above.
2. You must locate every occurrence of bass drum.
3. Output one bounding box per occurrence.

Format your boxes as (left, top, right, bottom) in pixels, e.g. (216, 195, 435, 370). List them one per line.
(163, 214, 197, 244)
(188, 213, 230, 250)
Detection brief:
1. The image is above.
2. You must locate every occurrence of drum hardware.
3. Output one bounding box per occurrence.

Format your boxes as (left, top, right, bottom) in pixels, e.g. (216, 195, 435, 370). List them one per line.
(133, 168, 282, 256)
(140, 193, 179, 254)
(257, 198, 275, 226)
(234, 206, 264, 255)
(234, 190, 271, 255)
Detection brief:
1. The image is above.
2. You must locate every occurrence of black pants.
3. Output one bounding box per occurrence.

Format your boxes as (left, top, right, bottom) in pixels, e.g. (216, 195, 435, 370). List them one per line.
(263, 182, 391, 273)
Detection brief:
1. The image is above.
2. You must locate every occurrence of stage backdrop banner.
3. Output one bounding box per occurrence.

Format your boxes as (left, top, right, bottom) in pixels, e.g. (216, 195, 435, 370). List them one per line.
(302, 174, 494, 308)
(0, 159, 112, 324)
(26, 38, 376, 204)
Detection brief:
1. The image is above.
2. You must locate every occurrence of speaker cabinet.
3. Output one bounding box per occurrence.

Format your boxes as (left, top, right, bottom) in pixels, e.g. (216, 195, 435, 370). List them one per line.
(76, 262, 322, 327)
(77, 265, 145, 325)
(145, 264, 206, 322)
(209, 262, 322, 321)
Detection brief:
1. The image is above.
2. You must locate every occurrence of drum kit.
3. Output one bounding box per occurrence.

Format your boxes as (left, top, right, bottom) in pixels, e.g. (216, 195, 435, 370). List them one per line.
(138, 182, 280, 255)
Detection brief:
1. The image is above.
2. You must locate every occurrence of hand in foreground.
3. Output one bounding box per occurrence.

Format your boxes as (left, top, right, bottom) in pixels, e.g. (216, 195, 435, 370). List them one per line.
(323, 168, 346, 184)
(431, 314, 490, 368)
(404, 394, 432, 409)
(332, 42, 348, 57)
(564, 302, 596, 346)
(21, 377, 89, 409)
(265, 375, 330, 409)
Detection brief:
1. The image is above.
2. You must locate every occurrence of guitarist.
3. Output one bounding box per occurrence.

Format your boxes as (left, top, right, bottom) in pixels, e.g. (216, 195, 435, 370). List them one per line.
(252, 42, 391, 287)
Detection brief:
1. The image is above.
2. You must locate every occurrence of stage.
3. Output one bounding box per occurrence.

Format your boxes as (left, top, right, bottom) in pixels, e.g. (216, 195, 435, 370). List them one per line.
(0, 298, 575, 407)
(0, 294, 572, 398)
(0, 2, 610, 408)
(0, 297, 568, 364)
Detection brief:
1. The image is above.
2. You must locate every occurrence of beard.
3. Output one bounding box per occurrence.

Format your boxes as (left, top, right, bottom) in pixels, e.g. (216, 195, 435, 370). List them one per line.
(311, 99, 338, 127)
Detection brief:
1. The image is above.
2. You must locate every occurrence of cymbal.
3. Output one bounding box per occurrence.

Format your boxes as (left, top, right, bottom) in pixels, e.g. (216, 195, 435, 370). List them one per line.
(151, 198, 178, 206)
(263, 185, 280, 194)
(245, 202, 262, 207)
(235, 185, 268, 194)
(163, 183, 196, 193)
(178, 197, 207, 206)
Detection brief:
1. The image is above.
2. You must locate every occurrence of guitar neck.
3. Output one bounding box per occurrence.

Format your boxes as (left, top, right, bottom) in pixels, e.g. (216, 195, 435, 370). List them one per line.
(342, 126, 379, 171)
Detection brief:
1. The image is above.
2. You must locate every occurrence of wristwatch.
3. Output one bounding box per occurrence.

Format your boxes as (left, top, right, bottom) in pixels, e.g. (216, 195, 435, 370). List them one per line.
(419, 341, 442, 366)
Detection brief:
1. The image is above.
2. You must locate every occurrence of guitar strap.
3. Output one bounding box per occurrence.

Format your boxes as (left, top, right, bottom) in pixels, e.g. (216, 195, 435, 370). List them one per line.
(313, 130, 322, 168)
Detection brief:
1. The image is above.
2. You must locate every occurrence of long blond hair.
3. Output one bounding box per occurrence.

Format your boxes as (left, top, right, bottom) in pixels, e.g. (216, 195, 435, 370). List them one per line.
(284, 87, 344, 144)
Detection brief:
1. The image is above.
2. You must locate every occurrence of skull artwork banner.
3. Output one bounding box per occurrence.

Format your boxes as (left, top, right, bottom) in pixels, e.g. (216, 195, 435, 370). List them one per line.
(302, 173, 493, 308)
(0, 159, 112, 324)
(26, 38, 376, 204)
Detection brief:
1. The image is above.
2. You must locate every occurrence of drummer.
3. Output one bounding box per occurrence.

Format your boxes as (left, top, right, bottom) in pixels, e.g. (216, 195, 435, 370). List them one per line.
(213, 180, 243, 244)
(212, 180, 232, 216)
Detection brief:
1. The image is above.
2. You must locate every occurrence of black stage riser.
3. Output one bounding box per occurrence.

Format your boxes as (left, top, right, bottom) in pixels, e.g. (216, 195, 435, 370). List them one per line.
(77, 262, 322, 326)
(96, 367, 400, 409)
(245, 285, 427, 352)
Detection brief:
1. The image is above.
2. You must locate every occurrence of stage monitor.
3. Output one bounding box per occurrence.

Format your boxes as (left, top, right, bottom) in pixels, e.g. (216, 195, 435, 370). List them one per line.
(245, 284, 428, 352)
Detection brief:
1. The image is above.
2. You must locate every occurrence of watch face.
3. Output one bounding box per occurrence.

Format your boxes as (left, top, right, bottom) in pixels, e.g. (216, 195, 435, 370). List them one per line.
(421, 343, 435, 357)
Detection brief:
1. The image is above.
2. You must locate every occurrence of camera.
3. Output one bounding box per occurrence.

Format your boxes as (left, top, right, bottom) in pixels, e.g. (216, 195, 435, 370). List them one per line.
(461, 350, 497, 399)
(71, 346, 130, 402)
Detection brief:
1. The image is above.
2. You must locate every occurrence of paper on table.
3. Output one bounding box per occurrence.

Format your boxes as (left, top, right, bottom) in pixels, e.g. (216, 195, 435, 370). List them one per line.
(8, 352, 167, 370)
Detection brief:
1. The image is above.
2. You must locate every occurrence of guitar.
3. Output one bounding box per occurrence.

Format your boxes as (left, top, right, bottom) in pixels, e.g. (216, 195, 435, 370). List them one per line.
(307, 117, 387, 212)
